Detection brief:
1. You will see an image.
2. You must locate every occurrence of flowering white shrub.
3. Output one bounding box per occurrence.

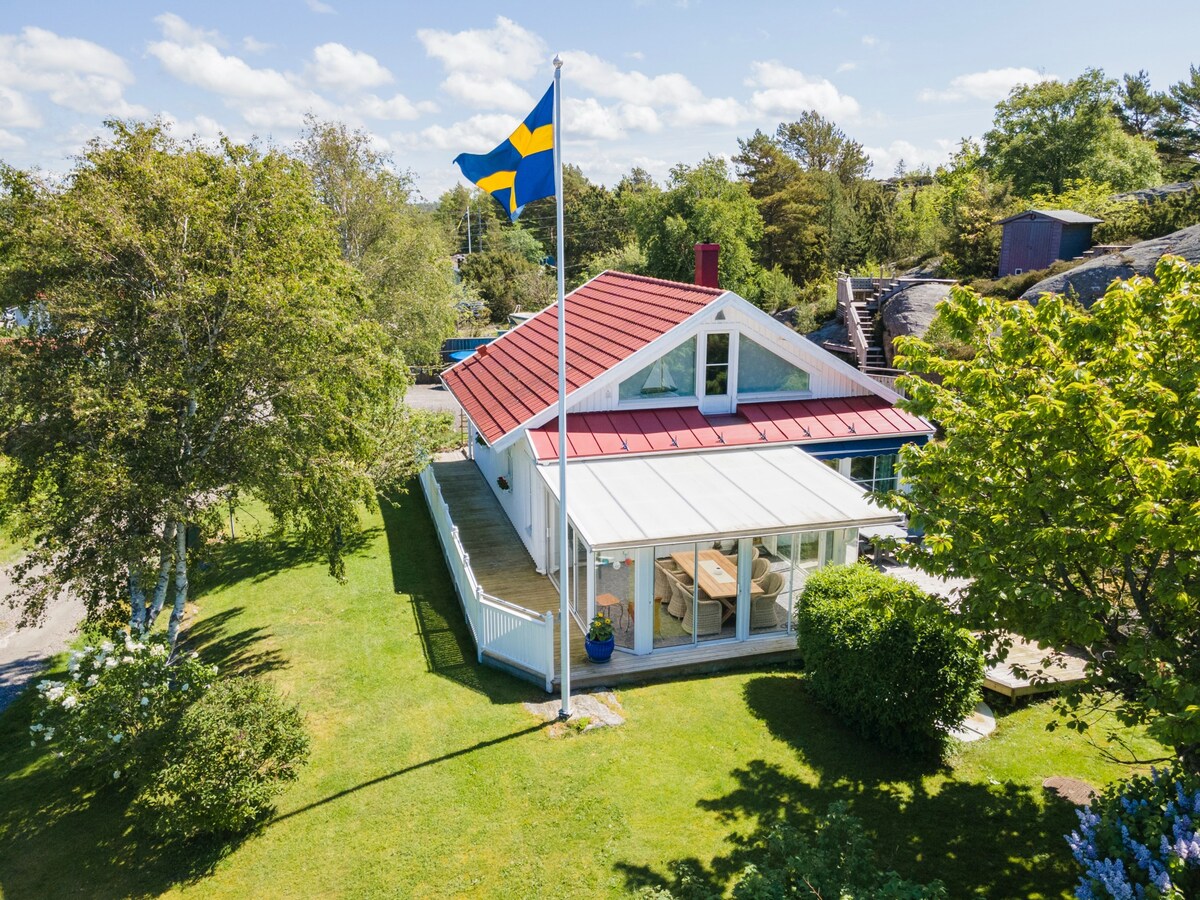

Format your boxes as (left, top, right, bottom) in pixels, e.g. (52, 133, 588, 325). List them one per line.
(31, 633, 216, 784)
(1067, 766, 1200, 899)
(31, 631, 309, 841)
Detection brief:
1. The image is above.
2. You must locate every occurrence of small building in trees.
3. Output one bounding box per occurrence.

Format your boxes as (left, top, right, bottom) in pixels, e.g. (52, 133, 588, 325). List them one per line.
(997, 210, 1102, 276)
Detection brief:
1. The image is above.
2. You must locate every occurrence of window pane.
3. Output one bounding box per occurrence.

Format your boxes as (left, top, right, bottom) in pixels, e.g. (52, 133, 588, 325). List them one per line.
(849, 456, 875, 484)
(706, 332, 729, 364)
(705, 366, 728, 396)
(737, 334, 811, 394)
(595, 549, 636, 650)
(748, 536, 788, 635)
(618, 339, 697, 401)
(653, 544, 697, 649)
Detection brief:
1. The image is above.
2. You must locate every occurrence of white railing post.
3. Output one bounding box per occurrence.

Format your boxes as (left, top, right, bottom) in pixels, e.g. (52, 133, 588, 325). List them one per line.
(475, 586, 485, 662)
(543, 610, 555, 693)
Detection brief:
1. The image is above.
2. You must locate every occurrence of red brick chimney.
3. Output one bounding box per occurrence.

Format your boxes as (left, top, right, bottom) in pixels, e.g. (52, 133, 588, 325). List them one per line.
(694, 243, 719, 289)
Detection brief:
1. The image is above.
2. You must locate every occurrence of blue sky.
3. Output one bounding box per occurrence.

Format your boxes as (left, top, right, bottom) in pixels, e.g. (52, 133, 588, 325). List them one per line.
(1, 1, 1196, 198)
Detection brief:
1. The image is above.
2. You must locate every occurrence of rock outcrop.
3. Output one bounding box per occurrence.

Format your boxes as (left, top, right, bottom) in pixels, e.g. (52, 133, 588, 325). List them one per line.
(1020, 223, 1200, 307)
(880, 282, 953, 364)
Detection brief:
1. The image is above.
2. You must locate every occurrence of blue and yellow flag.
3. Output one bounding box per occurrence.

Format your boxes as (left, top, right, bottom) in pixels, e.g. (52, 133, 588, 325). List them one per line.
(453, 84, 554, 222)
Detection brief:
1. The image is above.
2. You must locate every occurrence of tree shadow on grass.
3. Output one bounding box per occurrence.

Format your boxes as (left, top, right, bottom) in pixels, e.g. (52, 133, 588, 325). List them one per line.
(195, 527, 377, 596)
(616, 673, 1079, 898)
(379, 485, 538, 705)
(177, 606, 286, 678)
(0, 690, 246, 900)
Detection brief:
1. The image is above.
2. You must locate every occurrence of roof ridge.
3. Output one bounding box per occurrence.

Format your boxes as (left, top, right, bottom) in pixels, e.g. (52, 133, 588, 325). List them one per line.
(593, 270, 726, 296)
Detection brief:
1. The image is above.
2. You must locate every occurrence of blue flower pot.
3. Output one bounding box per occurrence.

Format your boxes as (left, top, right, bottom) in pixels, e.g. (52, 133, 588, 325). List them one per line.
(585, 636, 615, 663)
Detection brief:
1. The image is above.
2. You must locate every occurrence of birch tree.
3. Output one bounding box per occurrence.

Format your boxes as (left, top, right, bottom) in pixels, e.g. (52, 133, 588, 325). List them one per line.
(0, 121, 426, 642)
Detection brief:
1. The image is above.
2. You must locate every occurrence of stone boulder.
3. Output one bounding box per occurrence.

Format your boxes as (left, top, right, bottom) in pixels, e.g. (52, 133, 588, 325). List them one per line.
(880, 282, 953, 365)
(1020, 223, 1200, 307)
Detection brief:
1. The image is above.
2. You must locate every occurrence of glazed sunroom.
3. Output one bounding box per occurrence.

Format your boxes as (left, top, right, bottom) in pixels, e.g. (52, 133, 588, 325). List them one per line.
(540, 445, 902, 655)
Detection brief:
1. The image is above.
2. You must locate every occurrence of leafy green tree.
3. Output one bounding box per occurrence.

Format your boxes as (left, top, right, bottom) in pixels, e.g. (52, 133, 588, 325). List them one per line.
(0, 122, 424, 641)
(627, 156, 764, 298)
(458, 244, 553, 322)
(524, 164, 630, 286)
(934, 141, 1011, 277)
(776, 111, 871, 185)
(1115, 70, 1163, 137)
(1156, 65, 1200, 179)
(734, 130, 828, 285)
(893, 258, 1200, 770)
(984, 68, 1162, 195)
(297, 118, 458, 368)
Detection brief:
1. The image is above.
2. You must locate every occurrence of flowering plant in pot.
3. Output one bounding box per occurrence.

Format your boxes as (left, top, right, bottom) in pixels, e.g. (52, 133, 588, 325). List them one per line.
(496, 475, 511, 492)
(584, 614, 615, 663)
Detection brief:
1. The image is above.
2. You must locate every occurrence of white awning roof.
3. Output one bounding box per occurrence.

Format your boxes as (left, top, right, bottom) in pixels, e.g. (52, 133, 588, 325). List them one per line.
(538, 445, 903, 550)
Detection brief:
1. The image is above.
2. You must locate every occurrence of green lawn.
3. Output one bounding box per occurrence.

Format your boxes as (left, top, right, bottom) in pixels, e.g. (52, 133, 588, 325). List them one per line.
(0, 485, 1163, 899)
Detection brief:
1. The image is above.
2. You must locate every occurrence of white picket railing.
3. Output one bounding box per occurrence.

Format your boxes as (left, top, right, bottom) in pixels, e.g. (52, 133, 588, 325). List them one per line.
(419, 466, 556, 691)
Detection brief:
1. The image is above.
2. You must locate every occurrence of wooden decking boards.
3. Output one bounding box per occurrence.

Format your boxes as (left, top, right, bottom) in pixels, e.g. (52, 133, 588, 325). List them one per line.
(981, 634, 1089, 697)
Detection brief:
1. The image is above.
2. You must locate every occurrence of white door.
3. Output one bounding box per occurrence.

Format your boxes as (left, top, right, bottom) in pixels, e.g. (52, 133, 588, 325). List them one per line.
(699, 331, 735, 415)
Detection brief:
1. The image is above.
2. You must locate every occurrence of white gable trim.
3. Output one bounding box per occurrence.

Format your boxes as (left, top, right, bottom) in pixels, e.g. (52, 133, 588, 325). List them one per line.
(488, 289, 735, 452)
(488, 288, 902, 453)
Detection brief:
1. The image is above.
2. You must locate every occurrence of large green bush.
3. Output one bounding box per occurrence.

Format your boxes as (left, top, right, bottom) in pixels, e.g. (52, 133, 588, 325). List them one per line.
(796, 565, 984, 757)
(132, 677, 310, 840)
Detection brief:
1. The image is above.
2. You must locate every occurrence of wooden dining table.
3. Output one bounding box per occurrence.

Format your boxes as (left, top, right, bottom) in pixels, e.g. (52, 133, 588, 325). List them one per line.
(669, 548, 763, 603)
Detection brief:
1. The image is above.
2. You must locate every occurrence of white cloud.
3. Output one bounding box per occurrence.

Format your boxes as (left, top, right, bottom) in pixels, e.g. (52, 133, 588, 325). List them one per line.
(155, 13, 223, 48)
(148, 35, 296, 101)
(242, 36, 273, 54)
(570, 51, 705, 107)
(418, 17, 547, 113)
(0, 127, 25, 149)
(357, 92, 426, 121)
(0, 86, 42, 128)
(307, 0, 336, 14)
(419, 17, 546, 80)
(442, 71, 534, 112)
(309, 43, 393, 92)
(670, 96, 745, 127)
(745, 61, 859, 119)
(919, 67, 1055, 103)
(861, 34, 878, 47)
(836, 61, 857, 73)
(397, 113, 522, 153)
(864, 138, 954, 175)
(0, 26, 146, 118)
(564, 97, 627, 140)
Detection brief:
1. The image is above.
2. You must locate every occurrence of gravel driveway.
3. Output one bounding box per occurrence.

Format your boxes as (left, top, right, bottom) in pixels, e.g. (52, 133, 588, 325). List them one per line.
(0, 565, 86, 712)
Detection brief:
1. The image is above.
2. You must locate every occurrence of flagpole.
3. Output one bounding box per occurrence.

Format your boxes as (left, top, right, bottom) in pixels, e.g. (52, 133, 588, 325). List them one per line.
(553, 54, 571, 719)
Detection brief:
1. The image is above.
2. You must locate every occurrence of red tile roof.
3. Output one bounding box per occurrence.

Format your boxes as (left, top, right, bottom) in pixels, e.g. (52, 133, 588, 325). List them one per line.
(528, 396, 933, 461)
(442, 271, 725, 444)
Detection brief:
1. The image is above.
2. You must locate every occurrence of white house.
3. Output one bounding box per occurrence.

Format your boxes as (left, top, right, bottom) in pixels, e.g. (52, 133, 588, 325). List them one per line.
(429, 252, 933, 687)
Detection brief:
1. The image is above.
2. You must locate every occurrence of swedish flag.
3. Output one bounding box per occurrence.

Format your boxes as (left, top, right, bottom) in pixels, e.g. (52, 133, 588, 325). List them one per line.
(453, 84, 555, 222)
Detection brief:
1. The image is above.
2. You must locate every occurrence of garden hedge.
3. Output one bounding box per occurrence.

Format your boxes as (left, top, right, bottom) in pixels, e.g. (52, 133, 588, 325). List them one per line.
(796, 564, 984, 757)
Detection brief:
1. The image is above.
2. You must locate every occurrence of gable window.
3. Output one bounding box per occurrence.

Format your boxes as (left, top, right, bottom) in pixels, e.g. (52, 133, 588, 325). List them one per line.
(737, 334, 810, 394)
(848, 454, 898, 493)
(618, 338, 697, 402)
(704, 333, 730, 396)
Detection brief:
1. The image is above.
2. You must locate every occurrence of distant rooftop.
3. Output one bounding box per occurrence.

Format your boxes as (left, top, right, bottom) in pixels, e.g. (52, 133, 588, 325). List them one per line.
(997, 209, 1103, 226)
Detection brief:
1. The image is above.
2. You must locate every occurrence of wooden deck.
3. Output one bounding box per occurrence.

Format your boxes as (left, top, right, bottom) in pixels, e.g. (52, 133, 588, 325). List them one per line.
(430, 456, 799, 690)
(982, 634, 1089, 697)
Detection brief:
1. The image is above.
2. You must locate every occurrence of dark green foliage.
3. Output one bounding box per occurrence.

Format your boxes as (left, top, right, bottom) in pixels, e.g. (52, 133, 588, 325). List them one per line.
(132, 677, 309, 841)
(796, 565, 984, 757)
(642, 803, 945, 899)
(458, 243, 553, 322)
(965, 258, 1081, 299)
(984, 69, 1162, 196)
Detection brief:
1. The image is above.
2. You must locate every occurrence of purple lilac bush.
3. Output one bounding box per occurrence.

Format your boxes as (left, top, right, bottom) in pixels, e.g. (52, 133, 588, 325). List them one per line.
(1067, 767, 1200, 899)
